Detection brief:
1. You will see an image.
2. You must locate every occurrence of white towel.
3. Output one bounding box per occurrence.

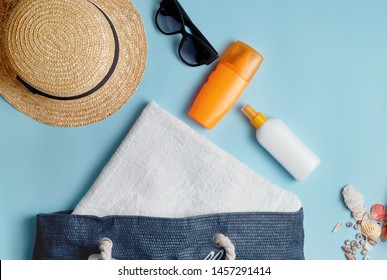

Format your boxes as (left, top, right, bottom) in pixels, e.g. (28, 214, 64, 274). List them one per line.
(73, 102, 301, 217)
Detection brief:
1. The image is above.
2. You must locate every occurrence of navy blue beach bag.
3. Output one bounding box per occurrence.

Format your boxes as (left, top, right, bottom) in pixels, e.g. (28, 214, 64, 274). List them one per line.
(33, 210, 304, 260)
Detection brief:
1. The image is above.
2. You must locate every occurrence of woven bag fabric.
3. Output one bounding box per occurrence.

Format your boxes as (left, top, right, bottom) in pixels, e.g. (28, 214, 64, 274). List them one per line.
(33, 209, 304, 260)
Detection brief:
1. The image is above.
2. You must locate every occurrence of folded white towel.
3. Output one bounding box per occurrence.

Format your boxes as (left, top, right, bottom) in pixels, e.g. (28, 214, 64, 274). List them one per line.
(73, 102, 301, 217)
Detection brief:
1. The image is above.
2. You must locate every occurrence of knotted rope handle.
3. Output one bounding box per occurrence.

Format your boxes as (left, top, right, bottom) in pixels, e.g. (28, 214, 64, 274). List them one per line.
(98, 237, 113, 260)
(212, 233, 236, 260)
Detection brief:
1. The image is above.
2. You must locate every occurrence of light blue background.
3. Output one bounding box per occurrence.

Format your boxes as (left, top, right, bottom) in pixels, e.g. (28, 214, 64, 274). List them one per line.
(1, 0, 387, 260)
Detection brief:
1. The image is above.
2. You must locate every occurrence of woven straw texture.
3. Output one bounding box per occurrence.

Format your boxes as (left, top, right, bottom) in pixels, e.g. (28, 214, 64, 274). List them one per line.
(0, 0, 147, 127)
(33, 210, 305, 260)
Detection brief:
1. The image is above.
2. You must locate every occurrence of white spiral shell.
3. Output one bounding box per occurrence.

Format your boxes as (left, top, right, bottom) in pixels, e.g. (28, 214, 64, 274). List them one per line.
(342, 184, 366, 213)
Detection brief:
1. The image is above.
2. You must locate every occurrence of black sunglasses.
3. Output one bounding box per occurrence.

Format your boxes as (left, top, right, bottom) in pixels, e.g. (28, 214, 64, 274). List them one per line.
(155, 0, 219, 67)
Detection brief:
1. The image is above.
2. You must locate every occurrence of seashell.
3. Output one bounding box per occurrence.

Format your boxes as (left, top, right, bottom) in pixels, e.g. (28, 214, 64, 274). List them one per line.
(361, 222, 382, 241)
(356, 243, 362, 249)
(364, 242, 373, 251)
(352, 208, 367, 221)
(370, 204, 385, 222)
(354, 224, 360, 230)
(344, 240, 351, 246)
(368, 239, 377, 246)
(346, 222, 353, 227)
(381, 225, 387, 242)
(361, 249, 367, 255)
(341, 246, 351, 253)
(363, 256, 370, 260)
(342, 184, 366, 213)
(355, 233, 362, 240)
(345, 253, 356, 260)
(332, 221, 343, 233)
(361, 212, 370, 223)
(360, 240, 366, 245)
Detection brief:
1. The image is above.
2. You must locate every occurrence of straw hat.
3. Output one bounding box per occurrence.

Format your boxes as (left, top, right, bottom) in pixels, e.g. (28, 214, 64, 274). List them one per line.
(0, 0, 147, 127)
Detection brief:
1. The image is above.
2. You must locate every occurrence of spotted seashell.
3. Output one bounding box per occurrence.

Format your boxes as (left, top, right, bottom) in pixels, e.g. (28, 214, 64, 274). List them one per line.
(370, 204, 385, 222)
(341, 246, 351, 253)
(361, 222, 382, 241)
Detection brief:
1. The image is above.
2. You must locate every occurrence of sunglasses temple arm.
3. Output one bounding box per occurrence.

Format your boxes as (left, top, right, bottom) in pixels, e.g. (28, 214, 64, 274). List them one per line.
(175, 1, 218, 55)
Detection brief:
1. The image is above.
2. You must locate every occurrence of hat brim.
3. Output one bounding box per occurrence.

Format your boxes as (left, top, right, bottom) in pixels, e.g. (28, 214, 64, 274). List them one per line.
(0, 0, 147, 127)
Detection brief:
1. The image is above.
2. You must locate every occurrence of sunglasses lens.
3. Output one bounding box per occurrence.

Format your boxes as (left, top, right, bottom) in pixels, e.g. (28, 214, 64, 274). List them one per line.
(179, 36, 211, 66)
(156, 1, 183, 34)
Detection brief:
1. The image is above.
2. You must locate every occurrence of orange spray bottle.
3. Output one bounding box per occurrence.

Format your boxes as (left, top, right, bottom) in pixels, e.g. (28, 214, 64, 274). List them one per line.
(189, 41, 263, 129)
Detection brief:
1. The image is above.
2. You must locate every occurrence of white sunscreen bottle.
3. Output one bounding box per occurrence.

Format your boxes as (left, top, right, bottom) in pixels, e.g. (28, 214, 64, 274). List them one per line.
(241, 105, 320, 181)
